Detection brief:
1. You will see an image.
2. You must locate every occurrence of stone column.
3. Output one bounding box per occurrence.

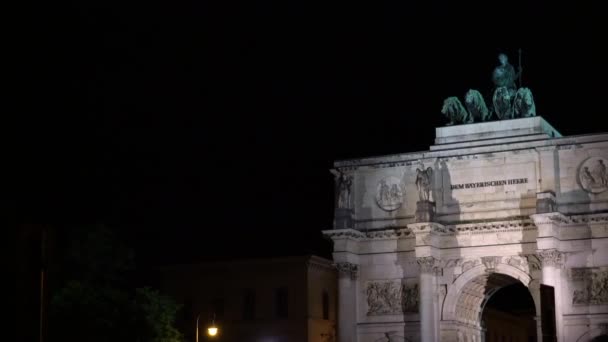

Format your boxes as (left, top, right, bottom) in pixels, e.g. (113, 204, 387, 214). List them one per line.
(336, 262, 358, 342)
(417, 256, 440, 342)
(532, 213, 567, 342)
(537, 249, 566, 342)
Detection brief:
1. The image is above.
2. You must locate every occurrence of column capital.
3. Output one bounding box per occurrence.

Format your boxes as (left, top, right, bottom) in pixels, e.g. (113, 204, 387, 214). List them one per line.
(536, 249, 567, 268)
(417, 256, 441, 274)
(335, 262, 359, 280)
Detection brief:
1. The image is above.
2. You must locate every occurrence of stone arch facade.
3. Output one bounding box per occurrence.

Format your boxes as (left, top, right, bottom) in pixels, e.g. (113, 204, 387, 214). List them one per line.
(577, 329, 608, 342)
(441, 263, 538, 341)
(324, 117, 608, 342)
(443, 263, 535, 322)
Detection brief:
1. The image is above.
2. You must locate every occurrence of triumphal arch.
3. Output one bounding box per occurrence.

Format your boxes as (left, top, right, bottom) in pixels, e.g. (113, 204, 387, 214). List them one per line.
(324, 115, 608, 341)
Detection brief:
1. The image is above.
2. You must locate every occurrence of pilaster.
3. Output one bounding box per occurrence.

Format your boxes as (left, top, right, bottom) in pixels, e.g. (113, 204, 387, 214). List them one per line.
(335, 262, 359, 342)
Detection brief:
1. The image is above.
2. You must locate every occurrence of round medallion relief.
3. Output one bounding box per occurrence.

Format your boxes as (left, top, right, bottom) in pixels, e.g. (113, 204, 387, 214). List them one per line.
(578, 157, 608, 194)
(375, 176, 405, 211)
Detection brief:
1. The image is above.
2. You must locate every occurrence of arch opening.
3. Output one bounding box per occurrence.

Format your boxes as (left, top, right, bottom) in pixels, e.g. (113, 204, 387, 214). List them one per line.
(482, 282, 537, 342)
(452, 272, 537, 342)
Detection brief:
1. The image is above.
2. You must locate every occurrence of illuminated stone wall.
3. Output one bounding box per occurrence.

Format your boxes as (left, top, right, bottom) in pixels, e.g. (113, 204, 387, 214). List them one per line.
(325, 117, 608, 342)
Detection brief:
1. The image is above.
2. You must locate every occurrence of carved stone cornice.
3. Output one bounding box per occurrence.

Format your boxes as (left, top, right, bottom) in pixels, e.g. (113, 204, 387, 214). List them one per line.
(408, 219, 536, 236)
(408, 222, 447, 235)
(323, 228, 413, 241)
(531, 212, 570, 226)
(322, 229, 365, 241)
(531, 212, 608, 226)
(449, 219, 535, 234)
(536, 249, 567, 268)
(335, 262, 359, 280)
(417, 256, 441, 274)
(564, 213, 608, 225)
(364, 228, 412, 239)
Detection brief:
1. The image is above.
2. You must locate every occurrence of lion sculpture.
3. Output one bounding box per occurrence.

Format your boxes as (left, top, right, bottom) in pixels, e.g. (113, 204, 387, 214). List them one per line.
(513, 87, 536, 118)
(464, 89, 490, 122)
(441, 97, 472, 125)
(492, 86, 513, 119)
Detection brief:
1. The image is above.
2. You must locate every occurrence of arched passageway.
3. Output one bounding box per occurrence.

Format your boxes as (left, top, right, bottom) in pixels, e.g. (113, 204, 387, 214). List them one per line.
(591, 335, 608, 342)
(481, 282, 537, 342)
(446, 270, 537, 342)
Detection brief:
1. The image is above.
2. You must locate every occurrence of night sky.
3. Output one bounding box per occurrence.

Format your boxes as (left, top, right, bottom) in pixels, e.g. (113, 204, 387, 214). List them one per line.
(19, 2, 607, 265)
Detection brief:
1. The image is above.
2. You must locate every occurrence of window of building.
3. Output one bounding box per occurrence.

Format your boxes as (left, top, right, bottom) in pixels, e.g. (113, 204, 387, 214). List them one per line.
(243, 289, 255, 320)
(275, 287, 288, 318)
(322, 291, 329, 320)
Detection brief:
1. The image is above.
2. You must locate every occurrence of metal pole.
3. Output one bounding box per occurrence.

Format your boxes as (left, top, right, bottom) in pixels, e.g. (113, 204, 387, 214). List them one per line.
(196, 313, 200, 342)
(40, 227, 47, 342)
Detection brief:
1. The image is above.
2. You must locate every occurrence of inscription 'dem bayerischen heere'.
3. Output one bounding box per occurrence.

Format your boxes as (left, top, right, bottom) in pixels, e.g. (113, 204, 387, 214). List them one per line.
(450, 178, 528, 190)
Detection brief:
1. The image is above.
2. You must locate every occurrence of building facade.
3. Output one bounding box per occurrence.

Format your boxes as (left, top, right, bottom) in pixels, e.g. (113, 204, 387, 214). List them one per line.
(324, 117, 608, 342)
(160, 255, 337, 342)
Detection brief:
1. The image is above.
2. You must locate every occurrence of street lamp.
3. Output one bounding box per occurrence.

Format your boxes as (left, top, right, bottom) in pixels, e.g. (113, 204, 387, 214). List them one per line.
(196, 313, 219, 342)
(207, 313, 218, 337)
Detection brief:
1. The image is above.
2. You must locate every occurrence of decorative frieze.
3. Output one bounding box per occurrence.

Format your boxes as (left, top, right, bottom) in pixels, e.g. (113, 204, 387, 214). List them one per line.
(365, 228, 412, 239)
(323, 229, 365, 240)
(452, 219, 536, 233)
(532, 213, 608, 226)
(571, 268, 608, 305)
(325, 216, 595, 242)
(446, 255, 541, 279)
(365, 280, 419, 315)
(323, 228, 412, 241)
(335, 262, 359, 280)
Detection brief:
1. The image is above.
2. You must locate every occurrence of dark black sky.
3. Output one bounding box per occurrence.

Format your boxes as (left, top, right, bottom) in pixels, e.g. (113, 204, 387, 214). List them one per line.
(18, 1, 607, 264)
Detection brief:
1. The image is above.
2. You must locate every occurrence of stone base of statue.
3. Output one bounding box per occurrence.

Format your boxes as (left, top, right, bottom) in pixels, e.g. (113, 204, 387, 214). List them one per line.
(334, 208, 354, 229)
(536, 191, 556, 214)
(415, 201, 435, 222)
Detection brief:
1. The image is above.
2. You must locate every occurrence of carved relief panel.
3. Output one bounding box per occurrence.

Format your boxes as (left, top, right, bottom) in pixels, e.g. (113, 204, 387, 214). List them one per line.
(571, 267, 608, 305)
(578, 157, 608, 194)
(365, 279, 419, 315)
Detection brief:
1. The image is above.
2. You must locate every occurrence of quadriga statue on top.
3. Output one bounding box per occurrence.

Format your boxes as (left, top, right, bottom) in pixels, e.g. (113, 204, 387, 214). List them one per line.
(441, 51, 536, 125)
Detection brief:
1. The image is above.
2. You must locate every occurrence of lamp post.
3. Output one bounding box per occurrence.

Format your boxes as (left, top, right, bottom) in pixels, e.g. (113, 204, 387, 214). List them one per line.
(196, 312, 219, 342)
(207, 313, 218, 337)
(195, 313, 200, 342)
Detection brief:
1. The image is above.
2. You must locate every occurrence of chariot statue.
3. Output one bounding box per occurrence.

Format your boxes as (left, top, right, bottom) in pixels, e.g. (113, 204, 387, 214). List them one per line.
(440, 50, 537, 125)
(464, 89, 490, 122)
(441, 97, 471, 125)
